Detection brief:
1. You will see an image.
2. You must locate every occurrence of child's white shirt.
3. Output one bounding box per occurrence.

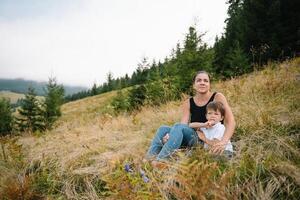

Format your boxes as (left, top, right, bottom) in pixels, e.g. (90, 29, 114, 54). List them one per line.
(200, 122, 233, 152)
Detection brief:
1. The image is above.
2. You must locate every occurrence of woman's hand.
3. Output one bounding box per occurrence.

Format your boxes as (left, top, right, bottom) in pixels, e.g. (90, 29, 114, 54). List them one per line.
(196, 130, 206, 141)
(210, 140, 227, 154)
(208, 138, 219, 146)
(201, 136, 220, 147)
(162, 133, 170, 144)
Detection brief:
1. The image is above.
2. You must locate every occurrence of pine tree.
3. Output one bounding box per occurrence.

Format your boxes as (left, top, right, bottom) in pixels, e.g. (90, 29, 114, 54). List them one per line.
(225, 41, 249, 77)
(91, 83, 98, 96)
(128, 85, 146, 110)
(107, 72, 114, 91)
(44, 77, 65, 129)
(148, 60, 161, 81)
(135, 57, 150, 84)
(16, 87, 46, 132)
(124, 74, 130, 86)
(0, 98, 13, 136)
(175, 43, 182, 58)
(176, 26, 212, 92)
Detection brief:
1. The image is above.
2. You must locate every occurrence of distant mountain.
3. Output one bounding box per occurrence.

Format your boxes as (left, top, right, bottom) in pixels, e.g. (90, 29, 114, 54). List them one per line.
(0, 78, 87, 96)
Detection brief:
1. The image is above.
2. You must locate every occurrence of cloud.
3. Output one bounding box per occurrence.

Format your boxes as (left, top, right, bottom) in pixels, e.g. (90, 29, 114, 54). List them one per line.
(0, 0, 227, 87)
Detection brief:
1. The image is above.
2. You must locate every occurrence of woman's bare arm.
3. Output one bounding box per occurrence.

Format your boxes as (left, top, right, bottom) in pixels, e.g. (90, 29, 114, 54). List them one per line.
(180, 99, 190, 124)
(213, 93, 236, 153)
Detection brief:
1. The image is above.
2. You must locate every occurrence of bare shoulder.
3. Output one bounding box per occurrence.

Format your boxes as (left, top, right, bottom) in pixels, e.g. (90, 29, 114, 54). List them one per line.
(215, 92, 234, 118)
(182, 97, 191, 107)
(214, 92, 228, 103)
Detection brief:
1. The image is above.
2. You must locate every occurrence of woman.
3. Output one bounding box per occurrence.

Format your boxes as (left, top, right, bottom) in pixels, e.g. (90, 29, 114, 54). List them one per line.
(146, 71, 236, 161)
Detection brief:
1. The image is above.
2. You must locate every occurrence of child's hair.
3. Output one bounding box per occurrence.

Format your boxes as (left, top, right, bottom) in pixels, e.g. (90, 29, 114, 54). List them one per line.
(206, 101, 225, 117)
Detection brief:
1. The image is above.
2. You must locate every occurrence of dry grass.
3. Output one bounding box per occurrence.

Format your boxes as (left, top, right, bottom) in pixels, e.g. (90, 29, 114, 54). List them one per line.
(216, 60, 300, 131)
(105, 58, 300, 199)
(18, 89, 182, 176)
(1, 58, 299, 199)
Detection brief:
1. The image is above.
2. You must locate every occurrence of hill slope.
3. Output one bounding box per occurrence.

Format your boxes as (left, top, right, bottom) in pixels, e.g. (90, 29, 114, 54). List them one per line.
(21, 58, 300, 169)
(0, 91, 25, 104)
(1, 58, 299, 199)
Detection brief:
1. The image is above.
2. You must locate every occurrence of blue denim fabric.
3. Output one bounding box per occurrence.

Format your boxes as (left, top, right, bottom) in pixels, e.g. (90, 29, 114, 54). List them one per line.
(146, 123, 198, 160)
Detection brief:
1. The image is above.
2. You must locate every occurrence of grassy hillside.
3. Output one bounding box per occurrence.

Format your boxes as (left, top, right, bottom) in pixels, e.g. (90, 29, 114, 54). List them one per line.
(0, 91, 45, 106)
(0, 58, 299, 199)
(0, 91, 25, 104)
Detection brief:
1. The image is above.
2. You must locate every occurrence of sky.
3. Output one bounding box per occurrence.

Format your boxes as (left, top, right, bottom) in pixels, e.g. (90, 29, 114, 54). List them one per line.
(0, 0, 228, 88)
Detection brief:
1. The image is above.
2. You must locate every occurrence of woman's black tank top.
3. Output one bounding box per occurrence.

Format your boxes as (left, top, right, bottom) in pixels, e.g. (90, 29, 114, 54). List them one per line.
(190, 92, 217, 123)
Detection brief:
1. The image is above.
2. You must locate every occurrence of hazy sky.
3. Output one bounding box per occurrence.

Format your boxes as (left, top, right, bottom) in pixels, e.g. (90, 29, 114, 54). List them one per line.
(0, 0, 228, 87)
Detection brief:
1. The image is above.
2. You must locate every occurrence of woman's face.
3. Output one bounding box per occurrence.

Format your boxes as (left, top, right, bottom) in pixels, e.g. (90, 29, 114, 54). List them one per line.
(193, 73, 210, 94)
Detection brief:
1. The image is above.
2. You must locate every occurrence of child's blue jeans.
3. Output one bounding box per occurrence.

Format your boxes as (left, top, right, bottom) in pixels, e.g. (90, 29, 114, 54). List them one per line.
(146, 123, 199, 160)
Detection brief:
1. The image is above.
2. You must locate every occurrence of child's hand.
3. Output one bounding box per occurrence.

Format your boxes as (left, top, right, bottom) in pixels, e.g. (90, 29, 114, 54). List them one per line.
(204, 121, 214, 128)
(162, 133, 169, 144)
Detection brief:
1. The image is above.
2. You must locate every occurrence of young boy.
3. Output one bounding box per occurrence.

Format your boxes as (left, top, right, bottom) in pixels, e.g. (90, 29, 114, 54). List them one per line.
(190, 101, 233, 154)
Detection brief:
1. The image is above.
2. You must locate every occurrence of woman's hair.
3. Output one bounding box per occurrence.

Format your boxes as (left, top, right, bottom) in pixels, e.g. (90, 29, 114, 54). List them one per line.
(193, 70, 211, 83)
(206, 101, 225, 117)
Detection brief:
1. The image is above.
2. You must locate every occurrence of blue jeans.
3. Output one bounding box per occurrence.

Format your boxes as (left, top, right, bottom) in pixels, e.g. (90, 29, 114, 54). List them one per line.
(146, 123, 199, 160)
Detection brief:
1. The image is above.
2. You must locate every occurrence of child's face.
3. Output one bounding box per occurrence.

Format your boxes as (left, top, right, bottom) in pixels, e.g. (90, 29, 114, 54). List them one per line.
(206, 109, 224, 124)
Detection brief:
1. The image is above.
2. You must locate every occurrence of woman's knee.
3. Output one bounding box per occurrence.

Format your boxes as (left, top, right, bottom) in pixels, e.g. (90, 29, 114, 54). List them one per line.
(169, 124, 186, 138)
(172, 123, 189, 131)
(158, 125, 171, 132)
(156, 125, 171, 137)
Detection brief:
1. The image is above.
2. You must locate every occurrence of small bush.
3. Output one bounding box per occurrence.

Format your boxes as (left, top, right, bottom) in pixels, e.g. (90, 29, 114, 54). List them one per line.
(128, 85, 147, 111)
(111, 90, 131, 113)
(111, 78, 180, 114)
(145, 78, 180, 106)
(111, 85, 147, 113)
